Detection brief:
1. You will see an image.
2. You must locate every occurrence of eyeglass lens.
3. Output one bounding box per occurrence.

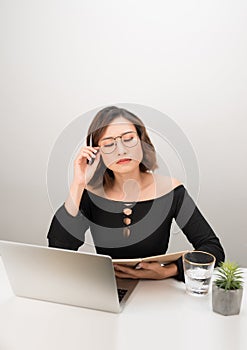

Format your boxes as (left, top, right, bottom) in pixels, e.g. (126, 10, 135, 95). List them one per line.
(100, 132, 138, 154)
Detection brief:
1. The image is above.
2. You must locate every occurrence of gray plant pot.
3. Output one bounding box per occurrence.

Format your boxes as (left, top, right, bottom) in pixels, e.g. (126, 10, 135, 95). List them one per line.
(212, 283, 243, 316)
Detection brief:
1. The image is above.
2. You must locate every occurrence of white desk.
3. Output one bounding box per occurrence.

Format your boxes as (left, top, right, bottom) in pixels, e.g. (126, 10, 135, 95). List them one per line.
(0, 257, 246, 350)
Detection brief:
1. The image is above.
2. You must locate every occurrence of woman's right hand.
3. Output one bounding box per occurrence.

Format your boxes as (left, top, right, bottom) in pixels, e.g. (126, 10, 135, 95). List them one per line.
(72, 146, 101, 187)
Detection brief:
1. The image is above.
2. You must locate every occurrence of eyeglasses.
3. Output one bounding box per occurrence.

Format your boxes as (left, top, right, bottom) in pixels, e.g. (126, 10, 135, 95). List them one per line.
(123, 206, 132, 238)
(99, 131, 139, 154)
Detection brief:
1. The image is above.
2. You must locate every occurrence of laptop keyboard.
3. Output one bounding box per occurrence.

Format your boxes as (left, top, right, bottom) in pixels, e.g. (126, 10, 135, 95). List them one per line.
(117, 288, 128, 302)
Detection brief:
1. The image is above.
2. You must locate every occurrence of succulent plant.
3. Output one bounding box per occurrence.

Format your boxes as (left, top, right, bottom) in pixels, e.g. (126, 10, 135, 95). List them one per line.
(215, 261, 243, 291)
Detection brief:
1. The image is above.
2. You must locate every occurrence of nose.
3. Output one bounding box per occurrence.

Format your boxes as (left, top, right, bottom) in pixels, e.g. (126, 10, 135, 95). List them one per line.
(115, 138, 126, 155)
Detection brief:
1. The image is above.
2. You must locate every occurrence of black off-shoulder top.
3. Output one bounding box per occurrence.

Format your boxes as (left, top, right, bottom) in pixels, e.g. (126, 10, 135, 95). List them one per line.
(47, 185, 225, 281)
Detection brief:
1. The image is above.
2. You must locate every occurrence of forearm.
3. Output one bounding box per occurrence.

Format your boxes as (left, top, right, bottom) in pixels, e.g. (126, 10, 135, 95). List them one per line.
(47, 204, 89, 250)
(65, 182, 85, 216)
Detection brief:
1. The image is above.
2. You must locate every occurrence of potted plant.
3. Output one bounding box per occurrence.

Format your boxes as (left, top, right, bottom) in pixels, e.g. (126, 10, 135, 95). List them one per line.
(212, 261, 244, 316)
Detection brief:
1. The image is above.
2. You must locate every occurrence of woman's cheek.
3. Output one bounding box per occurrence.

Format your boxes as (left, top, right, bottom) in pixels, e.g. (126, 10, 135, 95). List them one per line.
(101, 154, 115, 168)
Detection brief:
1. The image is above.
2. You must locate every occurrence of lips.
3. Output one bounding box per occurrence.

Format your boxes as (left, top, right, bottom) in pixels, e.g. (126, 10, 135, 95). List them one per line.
(116, 158, 132, 164)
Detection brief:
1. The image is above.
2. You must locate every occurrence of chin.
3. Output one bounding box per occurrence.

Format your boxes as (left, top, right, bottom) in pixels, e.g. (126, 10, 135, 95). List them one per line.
(108, 160, 139, 172)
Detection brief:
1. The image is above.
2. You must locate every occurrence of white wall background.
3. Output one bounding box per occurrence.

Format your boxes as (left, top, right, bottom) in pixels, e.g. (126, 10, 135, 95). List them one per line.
(0, 0, 246, 265)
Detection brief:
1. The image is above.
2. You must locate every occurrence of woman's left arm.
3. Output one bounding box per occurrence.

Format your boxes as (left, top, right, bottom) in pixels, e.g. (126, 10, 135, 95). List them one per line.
(114, 186, 225, 281)
(173, 186, 225, 281)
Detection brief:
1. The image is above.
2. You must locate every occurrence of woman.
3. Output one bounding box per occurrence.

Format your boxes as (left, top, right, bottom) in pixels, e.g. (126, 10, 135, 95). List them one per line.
(47, 106, 225, 281)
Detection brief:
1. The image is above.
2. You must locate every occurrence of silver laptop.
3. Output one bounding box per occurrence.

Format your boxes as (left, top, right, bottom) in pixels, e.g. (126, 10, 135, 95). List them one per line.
(0, 240, 138, 313)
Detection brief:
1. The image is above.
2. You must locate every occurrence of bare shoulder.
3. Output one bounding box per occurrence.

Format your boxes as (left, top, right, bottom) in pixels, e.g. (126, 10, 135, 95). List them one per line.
(170, 177, 182, 189)
(152, 174, 182, 196)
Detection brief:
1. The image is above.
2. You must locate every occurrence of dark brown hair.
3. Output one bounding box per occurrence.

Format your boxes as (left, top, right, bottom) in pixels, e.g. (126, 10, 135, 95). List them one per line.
(87, 106, 158, 189)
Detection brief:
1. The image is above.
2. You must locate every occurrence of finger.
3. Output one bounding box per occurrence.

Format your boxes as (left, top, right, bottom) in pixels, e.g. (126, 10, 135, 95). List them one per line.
(79, 148, 97, 159)
(114, 264, 135, 274)
(75, 149, 98, 163)
(138, 262, 161, 270)
(76, 152, 91, 162)
(114, 265, 143, 278)
(79, 146, 98, 156)
(115, 270, 138, 279)
(87, 150, 101, 166)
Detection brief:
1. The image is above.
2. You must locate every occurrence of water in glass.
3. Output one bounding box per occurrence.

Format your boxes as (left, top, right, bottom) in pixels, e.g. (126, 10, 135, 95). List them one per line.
(185, 267, 212, 295)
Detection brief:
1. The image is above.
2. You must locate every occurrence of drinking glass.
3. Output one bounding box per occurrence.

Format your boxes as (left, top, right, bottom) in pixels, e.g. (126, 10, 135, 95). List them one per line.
(183, 251, 216, 296)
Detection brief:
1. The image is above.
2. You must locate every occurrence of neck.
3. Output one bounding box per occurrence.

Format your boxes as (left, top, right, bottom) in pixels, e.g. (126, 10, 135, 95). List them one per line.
(111, 168, 145, 201)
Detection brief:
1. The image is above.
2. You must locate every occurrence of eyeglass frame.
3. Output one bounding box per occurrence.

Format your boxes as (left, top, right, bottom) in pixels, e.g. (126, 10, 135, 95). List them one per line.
(98, 131, 139, 154)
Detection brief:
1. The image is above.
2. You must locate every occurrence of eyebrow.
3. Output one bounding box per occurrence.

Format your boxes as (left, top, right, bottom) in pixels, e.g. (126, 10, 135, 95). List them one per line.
(100, 130, 135, 141)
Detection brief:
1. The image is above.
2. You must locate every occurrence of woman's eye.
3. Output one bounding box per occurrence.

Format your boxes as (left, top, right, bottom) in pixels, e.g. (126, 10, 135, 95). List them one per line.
(124, 137, 133, 142)
(104, 142, 114, 147)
